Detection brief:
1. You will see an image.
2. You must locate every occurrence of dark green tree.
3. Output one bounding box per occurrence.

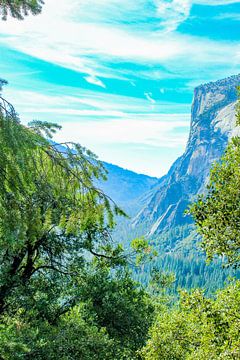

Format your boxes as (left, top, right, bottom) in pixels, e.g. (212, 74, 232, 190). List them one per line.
(0, 0, 44, 20)
(0, 96, 155, 359)
(0, 95, 126, 316)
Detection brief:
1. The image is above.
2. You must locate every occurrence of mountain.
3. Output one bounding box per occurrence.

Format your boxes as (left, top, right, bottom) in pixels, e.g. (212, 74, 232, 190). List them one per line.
(125, 75, 240, 292)
(99, 162, 158, 213)
(50, 142, 159, 215)
(133, 74, 240, 239)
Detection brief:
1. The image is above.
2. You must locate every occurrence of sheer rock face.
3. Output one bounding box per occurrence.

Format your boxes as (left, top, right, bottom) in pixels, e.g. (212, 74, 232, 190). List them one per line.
(133, 74, 240, 237)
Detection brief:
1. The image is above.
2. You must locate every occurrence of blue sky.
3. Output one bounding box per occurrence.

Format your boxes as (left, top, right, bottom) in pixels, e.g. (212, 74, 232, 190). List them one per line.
(0, 0, 240, 176)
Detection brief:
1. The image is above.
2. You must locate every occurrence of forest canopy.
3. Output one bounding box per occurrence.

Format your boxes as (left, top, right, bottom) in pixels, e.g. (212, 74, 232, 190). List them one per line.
(0, 95, 155, 359)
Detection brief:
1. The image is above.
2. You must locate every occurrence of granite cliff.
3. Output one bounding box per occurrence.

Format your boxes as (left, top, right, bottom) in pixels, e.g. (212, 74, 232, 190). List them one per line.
(132, 74, 240, 239)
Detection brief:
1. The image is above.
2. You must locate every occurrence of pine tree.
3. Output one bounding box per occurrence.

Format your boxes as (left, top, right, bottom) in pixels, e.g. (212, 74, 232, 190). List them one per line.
(0, 0, 44, 20)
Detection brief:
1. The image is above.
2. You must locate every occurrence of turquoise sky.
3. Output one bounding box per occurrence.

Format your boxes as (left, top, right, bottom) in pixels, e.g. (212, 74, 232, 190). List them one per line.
(0, 0, 240, 176)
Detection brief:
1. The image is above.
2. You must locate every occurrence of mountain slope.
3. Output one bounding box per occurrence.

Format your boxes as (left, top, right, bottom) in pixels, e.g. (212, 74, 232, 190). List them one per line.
(99, 162, 158, 210)
(133, 74, 240, 239)
(50, 142, 159, 215)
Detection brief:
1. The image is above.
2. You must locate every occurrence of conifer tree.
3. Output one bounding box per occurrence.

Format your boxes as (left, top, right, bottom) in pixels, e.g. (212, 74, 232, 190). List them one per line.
(0, 0, 44, 20)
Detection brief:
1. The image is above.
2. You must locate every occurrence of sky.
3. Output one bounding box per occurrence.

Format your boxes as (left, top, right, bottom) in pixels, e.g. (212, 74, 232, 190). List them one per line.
(0, 0, 240, 177)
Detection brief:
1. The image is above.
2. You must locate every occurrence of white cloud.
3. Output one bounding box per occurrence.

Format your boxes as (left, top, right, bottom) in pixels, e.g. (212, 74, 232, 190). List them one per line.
(194, 1, 240, 5)
(144, 92, 156, 104)
(4, 88, 189, 117)
(215, 12, 240, 21)
(2, 86, 190, 176)
(0, 0, 239, 83)
(1, 0, 239, 176)
(154, 0, 191, 32)
(153, 0, 240, 32)
(53, 117, 189, 148)
(84, 75, 106, 88)
(52, 115, 190, 176)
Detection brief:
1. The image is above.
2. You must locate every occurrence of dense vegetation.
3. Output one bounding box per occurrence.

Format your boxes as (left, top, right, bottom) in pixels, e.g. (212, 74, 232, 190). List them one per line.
(139, 95, 240, 360)
(117, 222, 240, 294)
(141, 281, 240, 359)
(0, 95, 157, 358)
(190, 138, 240, 267)
(1, 4, 240, 359)
(1, 88, 240, 359)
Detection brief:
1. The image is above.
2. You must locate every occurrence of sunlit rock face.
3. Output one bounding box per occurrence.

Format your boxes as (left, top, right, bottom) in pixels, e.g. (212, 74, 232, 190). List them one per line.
(133, 74, 240, 237)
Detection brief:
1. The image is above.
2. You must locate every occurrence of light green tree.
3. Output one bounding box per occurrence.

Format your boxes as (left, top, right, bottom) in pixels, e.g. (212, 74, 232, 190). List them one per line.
(189, 90, 240, 266)
(141, 89, 240, 360)
(0, 97, 154, 359)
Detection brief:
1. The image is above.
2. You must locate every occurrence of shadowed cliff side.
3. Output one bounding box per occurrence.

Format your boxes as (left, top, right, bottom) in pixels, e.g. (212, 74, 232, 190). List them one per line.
(132, 74, 240, 239)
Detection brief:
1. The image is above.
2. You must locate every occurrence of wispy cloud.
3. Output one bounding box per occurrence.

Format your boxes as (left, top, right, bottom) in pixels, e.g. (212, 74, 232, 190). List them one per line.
(2, 86, 190, 176)
(53, 117, 189, 148)
(152, 0, 240, 32)
(195, 1, 240, 5)
(4, 85, 190, 113)
(84, 75, 106, 88)
(0, 0, 239, 84)
(215, 12, 240, 21)
(53, 116, 190, 176)
(144, 92, 156, 104)
(1, 0, 239, 175)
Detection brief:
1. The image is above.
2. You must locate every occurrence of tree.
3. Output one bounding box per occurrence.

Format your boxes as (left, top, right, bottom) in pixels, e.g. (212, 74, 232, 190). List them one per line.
(0, 264, 154, 359)
(141, 281, 240, 360)
(78, 267, 154, 356)
(0, 96, 155, 359)
(188, 89, 240, 266)
(189, 126, 240, 265)
(0, 0, 44, 20)
(140, 90, 240, 359)
(0, 95, 125, 316)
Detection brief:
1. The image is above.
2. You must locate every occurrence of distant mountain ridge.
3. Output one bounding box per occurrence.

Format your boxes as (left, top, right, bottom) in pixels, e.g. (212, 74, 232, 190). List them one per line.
(99, 162, 158, 209)
(0, 76, 158, 217)
(49, 142, 159, 215)
(2, 74, 240, 291)
(132, 74, 240, 239)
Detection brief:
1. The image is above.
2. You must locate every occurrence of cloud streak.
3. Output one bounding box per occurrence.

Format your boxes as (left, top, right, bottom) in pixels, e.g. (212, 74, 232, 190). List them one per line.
(0, 0, 239, 83)
(0, 0, 239, 175)
(2, 86, 190, 176)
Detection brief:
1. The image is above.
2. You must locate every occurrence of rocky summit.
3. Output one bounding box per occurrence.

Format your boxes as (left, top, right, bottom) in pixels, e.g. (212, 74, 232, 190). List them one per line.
(132, 74, 240, 239)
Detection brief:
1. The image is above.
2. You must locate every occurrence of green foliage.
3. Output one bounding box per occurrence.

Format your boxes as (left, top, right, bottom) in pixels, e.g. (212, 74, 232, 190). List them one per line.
(76, 267, 154, 358)
(0, 100, 154, 359)
(130, 237, 158, 266)
(149, 268, 175, 295)
(140, 93, 240, 360)
(135, 250, 240, 295)
(0, 0, 44, 20)
(0, 306, 115, 360)
(1, 83, 240, 359)
(189, 136, 240, 267)
(141, 280, 240, 360)
(0, 265, 154, 359)
(0, 107, 125, 314)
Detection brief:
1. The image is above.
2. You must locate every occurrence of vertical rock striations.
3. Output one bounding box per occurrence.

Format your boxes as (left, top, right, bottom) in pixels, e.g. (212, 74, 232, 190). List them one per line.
(133, 74, 240, 239)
